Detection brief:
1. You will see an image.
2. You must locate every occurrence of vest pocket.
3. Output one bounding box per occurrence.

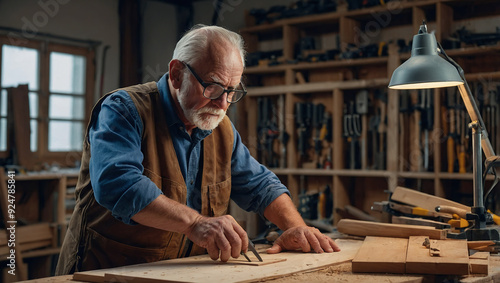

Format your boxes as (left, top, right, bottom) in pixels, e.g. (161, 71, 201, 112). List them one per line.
(144, 167, 187, 204)
(83, 227, 167, 270)
(206, 178, 231, 217)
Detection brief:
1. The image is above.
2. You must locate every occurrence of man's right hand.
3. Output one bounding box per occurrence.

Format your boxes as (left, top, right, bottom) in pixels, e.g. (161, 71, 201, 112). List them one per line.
(184, 215, 249, 262)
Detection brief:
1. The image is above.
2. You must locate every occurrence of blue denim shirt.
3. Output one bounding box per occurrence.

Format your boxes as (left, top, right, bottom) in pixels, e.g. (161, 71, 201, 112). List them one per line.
(88, 73, 290, 224)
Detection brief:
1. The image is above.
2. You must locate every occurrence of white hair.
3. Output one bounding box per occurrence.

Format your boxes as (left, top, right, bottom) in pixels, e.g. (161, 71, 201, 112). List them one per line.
(171, 24, 246, 67)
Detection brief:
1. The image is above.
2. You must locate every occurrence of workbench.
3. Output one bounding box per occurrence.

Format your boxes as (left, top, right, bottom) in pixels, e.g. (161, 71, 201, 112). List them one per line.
(16, 239, 500, 283)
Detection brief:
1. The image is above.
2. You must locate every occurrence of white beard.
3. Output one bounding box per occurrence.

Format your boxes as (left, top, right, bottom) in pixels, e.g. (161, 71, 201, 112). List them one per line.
(177, 76, 226, 131)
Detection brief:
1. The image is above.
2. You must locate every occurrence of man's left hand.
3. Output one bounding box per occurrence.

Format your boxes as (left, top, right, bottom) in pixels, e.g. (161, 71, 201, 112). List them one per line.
(265, 226, 341, 254)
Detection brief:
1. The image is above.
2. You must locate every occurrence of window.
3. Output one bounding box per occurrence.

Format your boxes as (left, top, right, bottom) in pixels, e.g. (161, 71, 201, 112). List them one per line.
(48, 52, 86, 151)
(0, 36, 95, 167)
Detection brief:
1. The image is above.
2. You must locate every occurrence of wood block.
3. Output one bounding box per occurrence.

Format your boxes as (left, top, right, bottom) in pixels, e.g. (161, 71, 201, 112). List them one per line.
(406, 236, 469, 275)
(352, 236, 407, 273)
(469, 251, 489, 275)
(337, 219, 446, 239)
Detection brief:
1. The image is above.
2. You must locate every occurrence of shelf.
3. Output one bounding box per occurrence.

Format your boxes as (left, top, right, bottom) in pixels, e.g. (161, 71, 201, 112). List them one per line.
(335, 169, 393, 178)
(271, 168, 333, 176)
(446, 44, 500, 56)
(397, 172, 437, 179)
(244, 65, 288, 74)
(241, 0, 446, 33)
(240, 0, 500, 225)
(247, 78, 389, 96)
(241, 11, 341, 33)
(399, 38, 500, 61)
(271, 168, 394, 178)
(245, 57, 389, 74)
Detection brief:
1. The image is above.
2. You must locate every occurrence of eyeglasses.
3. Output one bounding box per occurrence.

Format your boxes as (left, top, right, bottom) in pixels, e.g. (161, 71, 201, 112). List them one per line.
(182, 62, 247, 104)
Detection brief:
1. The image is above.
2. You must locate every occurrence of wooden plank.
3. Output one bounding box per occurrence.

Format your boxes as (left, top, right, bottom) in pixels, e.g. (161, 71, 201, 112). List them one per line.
(406, 236, 469, 275)
(246, 78, 389, 96)
(391, 186, 471, 212)
(469, 251, 489, 275)
(10, 85, 34, 170)
(391, 216, 451, 230)
(468, 240, 496, 252)
(73, 239, 363, 283)
(352, 236, 407, 274)
(337, 219, 446, 239)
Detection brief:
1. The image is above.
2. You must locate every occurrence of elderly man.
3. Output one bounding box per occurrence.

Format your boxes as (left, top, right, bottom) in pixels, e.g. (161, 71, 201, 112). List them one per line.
(56, 24, 339, 275)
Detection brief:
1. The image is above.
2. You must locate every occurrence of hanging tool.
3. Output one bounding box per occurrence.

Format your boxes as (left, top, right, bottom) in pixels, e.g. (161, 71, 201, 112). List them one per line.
(313, 103, 325, 168)
(376, 91, 387, 170)
(295, 102, 309, 161)
(421, 89, 433, 171)
(356, 90, 369, 169)
(409, 89, 421, 172)
(343, 100, 361, 169)
(258, 97, 279, 167)
(399, 90, 410, 171)
(369, 109, 381, 169)
(446, 88, 457, 173)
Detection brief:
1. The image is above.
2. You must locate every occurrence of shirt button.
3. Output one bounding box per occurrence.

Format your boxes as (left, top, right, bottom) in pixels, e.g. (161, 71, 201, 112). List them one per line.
(179, 126, 184, 131)
(190, 180, 194, 185)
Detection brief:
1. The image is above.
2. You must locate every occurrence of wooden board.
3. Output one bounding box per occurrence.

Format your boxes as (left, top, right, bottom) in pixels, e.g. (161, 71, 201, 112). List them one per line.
(337, 219, 447, 239)
(10, 85, 34, 170)
(73, 239, 363, 283)
(352, 236, 407, 274)
(469, 251, 489, 275)
(406, 236, 469, 275)
(391, 186, 471, 212)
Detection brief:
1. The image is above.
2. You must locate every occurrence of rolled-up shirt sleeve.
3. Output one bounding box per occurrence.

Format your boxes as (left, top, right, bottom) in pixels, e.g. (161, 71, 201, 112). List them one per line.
(229, 123, 290, 216)
(89, 91, 162, 224)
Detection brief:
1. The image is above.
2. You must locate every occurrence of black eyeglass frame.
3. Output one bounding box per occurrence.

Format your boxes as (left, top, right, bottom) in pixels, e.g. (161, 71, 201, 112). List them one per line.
(181, 61, 247, 104)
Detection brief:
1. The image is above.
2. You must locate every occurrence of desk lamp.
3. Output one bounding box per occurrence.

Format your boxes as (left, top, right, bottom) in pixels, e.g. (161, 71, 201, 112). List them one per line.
(389, 22, 500, 241)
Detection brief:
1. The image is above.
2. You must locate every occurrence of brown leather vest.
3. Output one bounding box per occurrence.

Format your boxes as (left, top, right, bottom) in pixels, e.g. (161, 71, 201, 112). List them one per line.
(56, 82, 234, 275)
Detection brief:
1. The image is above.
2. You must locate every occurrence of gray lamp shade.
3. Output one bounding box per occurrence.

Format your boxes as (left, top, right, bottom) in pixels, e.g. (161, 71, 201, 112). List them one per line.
(389, 25, 463, 89)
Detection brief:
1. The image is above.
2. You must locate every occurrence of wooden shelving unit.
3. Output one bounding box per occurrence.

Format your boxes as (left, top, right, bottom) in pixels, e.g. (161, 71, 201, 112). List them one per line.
(236, 0, 500, 225)
(0, 170, 78, 281)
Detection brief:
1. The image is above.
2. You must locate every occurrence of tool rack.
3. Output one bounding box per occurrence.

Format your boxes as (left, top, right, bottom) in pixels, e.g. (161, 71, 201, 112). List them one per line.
(236, 0, 500, 226)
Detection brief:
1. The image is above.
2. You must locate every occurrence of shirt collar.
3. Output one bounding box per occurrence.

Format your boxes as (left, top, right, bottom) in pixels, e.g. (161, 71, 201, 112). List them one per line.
(157, 73, 213, 139)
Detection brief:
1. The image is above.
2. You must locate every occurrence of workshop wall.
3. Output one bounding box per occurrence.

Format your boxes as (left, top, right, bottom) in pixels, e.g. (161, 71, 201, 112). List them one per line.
(140, 1, 177, 84)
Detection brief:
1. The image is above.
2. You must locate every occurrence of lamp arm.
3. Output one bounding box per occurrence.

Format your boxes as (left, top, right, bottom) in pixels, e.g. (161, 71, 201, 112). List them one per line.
(437, 42, 496, 159)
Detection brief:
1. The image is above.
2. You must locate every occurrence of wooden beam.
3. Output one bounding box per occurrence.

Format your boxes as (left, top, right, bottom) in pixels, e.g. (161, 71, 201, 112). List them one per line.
(337, 219, 447, 239)
(391, 186, 471, 212)
(10, 85, 33, 170)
